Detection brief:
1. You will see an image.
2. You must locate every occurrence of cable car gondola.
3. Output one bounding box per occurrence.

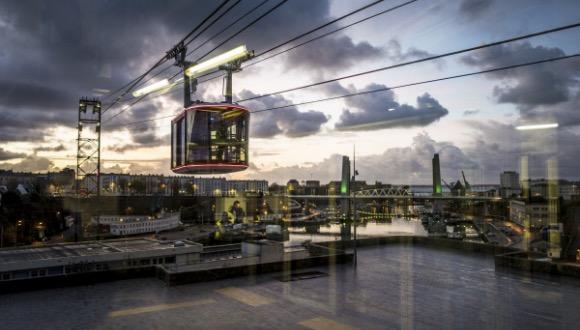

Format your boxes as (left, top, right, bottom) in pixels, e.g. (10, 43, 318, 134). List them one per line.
(135, 44, 253, 174)
(171, 102, 249, 174)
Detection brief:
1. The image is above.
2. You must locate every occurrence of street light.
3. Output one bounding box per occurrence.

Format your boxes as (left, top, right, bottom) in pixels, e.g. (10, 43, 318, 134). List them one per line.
(132, 79, 170, 97)
(515, 123, 558, 131)
(185, 45, 250, 78)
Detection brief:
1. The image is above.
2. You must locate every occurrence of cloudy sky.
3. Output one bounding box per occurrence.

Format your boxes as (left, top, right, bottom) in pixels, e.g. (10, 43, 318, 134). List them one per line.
(1, 0, 579, 184)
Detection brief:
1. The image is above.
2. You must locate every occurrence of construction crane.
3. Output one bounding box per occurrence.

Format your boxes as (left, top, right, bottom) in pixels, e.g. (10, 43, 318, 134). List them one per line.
(462, 170, 472, 193)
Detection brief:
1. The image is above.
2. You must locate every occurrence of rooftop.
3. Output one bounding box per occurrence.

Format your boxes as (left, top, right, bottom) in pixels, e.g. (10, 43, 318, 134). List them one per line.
(0, 239, 191, 264)
(1, 244, 578, 329)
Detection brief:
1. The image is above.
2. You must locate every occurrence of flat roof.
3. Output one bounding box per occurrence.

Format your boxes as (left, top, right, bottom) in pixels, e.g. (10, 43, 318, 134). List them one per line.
(0, 239, 193, 264)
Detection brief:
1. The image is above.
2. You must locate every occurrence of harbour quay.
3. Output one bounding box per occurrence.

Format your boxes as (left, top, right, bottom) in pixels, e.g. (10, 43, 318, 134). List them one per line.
(0, 238, 351, 293)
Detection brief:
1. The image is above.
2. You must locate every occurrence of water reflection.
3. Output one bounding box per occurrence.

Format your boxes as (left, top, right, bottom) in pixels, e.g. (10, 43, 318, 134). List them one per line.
(286, 218, 428, 244)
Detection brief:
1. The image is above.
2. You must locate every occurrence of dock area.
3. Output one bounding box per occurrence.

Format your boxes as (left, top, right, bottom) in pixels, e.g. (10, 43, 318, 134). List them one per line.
(0, 238, 351, 292)
(1, 244, 578, 330)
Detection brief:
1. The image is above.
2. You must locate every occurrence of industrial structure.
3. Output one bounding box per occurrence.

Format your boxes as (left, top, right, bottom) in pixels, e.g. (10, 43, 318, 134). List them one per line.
(340, 155, 351, 216)
(76, 98, 101, 197)
(432, 153, 442, 196)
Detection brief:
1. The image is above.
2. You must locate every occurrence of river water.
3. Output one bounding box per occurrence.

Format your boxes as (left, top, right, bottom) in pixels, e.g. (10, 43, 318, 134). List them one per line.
(287, 218, 428, 244)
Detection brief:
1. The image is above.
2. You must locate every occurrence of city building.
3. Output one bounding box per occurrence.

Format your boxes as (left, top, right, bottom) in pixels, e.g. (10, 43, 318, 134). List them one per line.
(500, 171, 521, 198)
(0, 169, 75, 195)
(432, 153, 442, 195)
(82, 174, 268, 197)
(92, 213, 181, 236)
(286, 179, 301, 195)
(304, 180, 325, 195)
(305, 180, 320, 187)
(340, 156, 351, 216)
(509, 198, 550, 227)
(341, 156, 350, 195)
(519, 179, 580, 200)
(560, 182, 580, 200)
(223, 180, 268, 195)
(327, 181, 341, 196)
(0, 239, 202, 283)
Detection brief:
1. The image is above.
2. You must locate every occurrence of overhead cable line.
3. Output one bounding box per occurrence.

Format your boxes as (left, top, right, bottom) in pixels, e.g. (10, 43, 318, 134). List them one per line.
(170, 0, 418, 89)
(238, 21, 580, 102)
(170, 0, 290, 79)
(124, 0, 251, 96)
(103, 69, 228, 124)
(102, 0, 249, 122)
(109, 20, 580, 120)
(111, 52, 580, 129)
(251, 53, 580, 113)
(105, 0, 413, 117)
(102, 0, 241, 105)
(129, 0, 271, 93)
(254, 0, 387, 59)
(104, 0, 289, 124)
(245, 0, 418, 69)
(165, 0, 395, 86)
(101, 0, 233, 113)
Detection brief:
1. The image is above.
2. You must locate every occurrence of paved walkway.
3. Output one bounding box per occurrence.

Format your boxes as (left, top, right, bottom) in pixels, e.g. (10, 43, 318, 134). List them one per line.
(1, 245, 579, 329)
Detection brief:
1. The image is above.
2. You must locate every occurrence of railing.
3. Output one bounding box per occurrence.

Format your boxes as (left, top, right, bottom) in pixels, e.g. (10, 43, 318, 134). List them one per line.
(200, 243, 242, 261)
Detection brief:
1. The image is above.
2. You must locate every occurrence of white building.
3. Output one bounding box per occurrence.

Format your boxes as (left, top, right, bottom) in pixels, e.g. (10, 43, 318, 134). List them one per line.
(87, 174, 268, 197)
(93, 213, 181, 236)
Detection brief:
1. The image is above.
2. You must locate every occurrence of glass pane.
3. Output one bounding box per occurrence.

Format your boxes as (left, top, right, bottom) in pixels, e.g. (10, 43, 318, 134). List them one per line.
(171, 121, 177, 168)
(2, 1, 579, 329)
(187, 110, 210, 163)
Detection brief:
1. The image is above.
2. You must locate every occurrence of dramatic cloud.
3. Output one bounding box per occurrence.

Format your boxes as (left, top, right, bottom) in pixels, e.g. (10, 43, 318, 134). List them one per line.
(249, 133, 477, 184)
(459, 0, 494, 19)
(461, 41, 580, 126)
(462, 42, 576, 106)
(384, 39, 440, 66)
(0, 80, 75, 110)
(0, 148, 25, 161)
(248, 125, 580, 184)
(0, 155, 56, 172)
(463, 109, 480, 116)
(285, 35, 383, 75)
(285, 37, 438, 77)
(127, 162, 162, 174)
(0, 107, 76, 142)
(0, 0, 333, 143)
(525, 91, 580, 127)
(101, 164, 124, 174)
(107, 134, 169, 153)
(105, 97, 174, 152)
(101, 159, 170, 175)
(239, 90, 329, 138)
(252, 150, 280, 157)
(333, 83, 449, 131)
(464, 120, 580, 180)
(33, 144, 66, 153)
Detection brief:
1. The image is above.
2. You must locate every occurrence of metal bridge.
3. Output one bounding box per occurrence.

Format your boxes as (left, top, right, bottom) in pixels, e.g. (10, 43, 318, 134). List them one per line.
(354, 187, 411, 197)
(285, 187, 502, 201)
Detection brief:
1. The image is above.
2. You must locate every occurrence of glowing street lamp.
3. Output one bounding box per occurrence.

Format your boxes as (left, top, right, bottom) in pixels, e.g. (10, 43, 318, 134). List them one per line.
(132, 79, 170, 97)
(185, 45, 251, 78)
(515, 123, 559, 131)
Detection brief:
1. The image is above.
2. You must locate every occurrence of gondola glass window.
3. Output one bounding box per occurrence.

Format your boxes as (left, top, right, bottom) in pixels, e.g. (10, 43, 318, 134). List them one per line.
(171, 104, 249, 174)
